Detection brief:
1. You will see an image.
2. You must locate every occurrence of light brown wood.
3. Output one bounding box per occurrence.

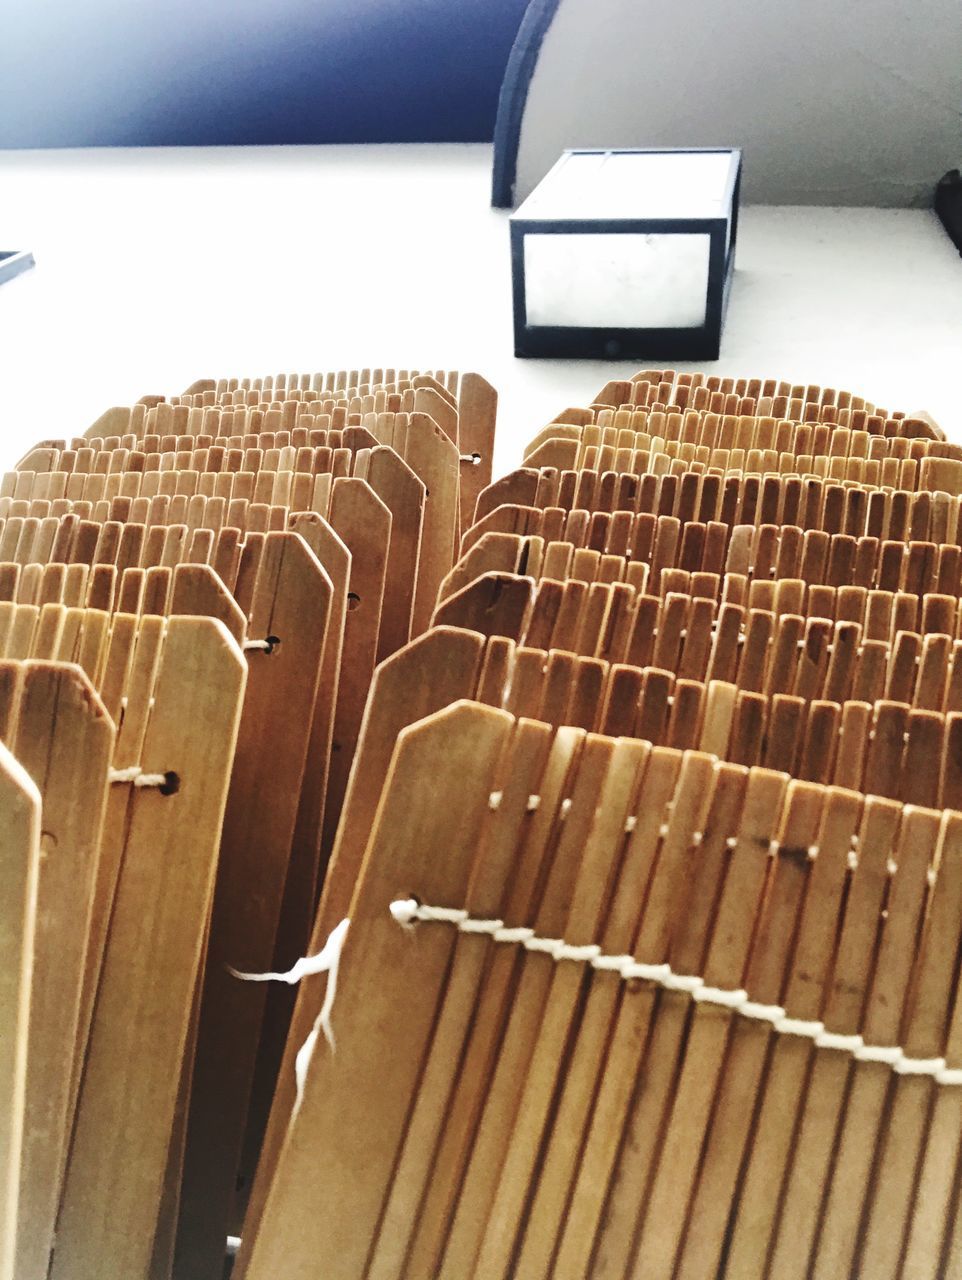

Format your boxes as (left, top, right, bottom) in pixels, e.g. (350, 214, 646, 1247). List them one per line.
(901, 954, 962, 1279)
(175, 533, 330, 1280)
(766, 801, 935, 1280)
(4, 664, 114, 1280)
(522, 409, 958, 471)
(51, 618, 245, 1280)
(473, 736, 658, 1279)
(590, 767, 788, 1279)
(856, 810, 962, 1276)
(235, 627, 488, 1274)
(511, 746, 710, 1278)
(455, 371, 498, 535)
(628, 780, 822, 1277)
(243, 701, 514, 1280)
(24, 358, 962, 1280)
(447, 519, 962, 609)
(552, 762, 747, 1277)
(69, 614, 168, 1133)
(0, 743, 40, 1280)
(362, 446, 424, 660)
(364, 718, 558, 1280)
(233, 689, 962, 1280)
(806, 805, 942, 1280)
(588, 368, 940, 439)
(237, 514, 349, 1227)
(722, 786, 868, 1279)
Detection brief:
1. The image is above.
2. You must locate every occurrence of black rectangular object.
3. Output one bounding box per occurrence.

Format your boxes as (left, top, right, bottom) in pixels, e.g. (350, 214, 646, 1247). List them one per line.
(510, 148, 741, 361)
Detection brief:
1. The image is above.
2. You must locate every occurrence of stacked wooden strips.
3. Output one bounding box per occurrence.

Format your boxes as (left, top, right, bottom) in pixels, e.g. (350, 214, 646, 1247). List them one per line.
(1, 660, 112, 1280)
(0, 366, 494, 1279)
(0, 741, 40, 1280)
(566, 368, 944, 438)
(435, 568, 962, 653)
(0, 611, 247, 1280)
(239, 703, 962, 1280)
(240, 370, 962, 1280)
(82, 364, 496, 540)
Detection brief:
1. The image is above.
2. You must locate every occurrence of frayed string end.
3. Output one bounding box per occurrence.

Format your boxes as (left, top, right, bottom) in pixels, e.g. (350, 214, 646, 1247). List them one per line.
(230, 917, 350, 1110)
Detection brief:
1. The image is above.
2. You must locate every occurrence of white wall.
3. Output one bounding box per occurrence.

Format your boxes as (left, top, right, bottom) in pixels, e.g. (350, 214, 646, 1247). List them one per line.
(514, 0, 962, 207)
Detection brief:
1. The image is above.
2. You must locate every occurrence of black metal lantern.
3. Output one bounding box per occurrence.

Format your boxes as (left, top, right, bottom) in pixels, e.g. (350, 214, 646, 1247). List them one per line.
(510, 148, 741, 361)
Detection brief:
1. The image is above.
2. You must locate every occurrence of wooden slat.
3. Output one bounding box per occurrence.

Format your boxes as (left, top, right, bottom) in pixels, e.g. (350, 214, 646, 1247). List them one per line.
(51, 618, 246, 1279)
(0, 743, 40, 1280)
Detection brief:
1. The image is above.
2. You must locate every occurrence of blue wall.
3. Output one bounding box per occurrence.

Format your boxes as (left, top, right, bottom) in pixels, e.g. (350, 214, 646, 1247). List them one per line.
(1, 0, 530, 148)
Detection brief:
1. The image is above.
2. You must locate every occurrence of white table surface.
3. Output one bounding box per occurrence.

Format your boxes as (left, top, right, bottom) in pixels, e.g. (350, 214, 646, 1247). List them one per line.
(1, 143, 960, 476)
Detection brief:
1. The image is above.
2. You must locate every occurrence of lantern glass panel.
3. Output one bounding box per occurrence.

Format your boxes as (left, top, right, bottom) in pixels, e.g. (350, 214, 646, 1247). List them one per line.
(523, 232, 710, 328)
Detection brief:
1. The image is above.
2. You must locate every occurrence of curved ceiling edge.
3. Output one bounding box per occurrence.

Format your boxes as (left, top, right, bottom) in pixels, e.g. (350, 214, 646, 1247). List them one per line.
(491, 0, 563, 208)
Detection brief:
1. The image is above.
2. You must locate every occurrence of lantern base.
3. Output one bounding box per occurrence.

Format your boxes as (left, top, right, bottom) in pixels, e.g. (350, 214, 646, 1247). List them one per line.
(514, 324, 723, 361)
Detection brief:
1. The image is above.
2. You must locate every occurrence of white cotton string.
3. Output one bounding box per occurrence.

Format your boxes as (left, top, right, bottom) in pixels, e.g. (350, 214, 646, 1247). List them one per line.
(109, 766, 142, 783)
(460, 916, 502, 935)
(855, 1043, 903, 1066)
(662, 972, 704, 994)
(108, 766, 169, 788)
(693, 986, 750, 1010)
(739, 1001, 787, 1024)
(243, 638, 274, 652)
(816, 1030, 863, 1052)
(559, 943, 602, 963)
(494, 926, 535, 944)
(777, 1017, 825, 1039)
(622, 960, 672, 982)
(390, 898, 421, 928)
(524, 936, 566, 957)
(389, 898, 961, 1082)
(895, 1055, 946, 1076)
(230, 917, 350, 1110)
(593, 953, 635, 973)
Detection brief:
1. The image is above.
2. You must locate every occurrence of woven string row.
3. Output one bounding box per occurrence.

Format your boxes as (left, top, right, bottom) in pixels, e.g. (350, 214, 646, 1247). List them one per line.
(108, 766, 169, 787)
(389, 898, 961, 1084)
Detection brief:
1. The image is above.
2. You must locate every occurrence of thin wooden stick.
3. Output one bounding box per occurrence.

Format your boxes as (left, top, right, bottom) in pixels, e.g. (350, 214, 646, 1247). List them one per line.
(765, 802, 938, 1280)
(587, 767, 788, 1279)
(551, 763, 749, 1277)
(472, 736, 661, 1279)
(806, 805, 942, 1279)
(243, 701, 514, 1280)
(0, 743, 40, 1280)
(900, 940, 962, 1278)
(363, 718, 559, 1279)
(175, 534, 330, 1280)
(855, 810, 962, 1276)
(51, 617, 245, 1280)
(5, 664, 113, 1280)
(234, 628, 488, 1276)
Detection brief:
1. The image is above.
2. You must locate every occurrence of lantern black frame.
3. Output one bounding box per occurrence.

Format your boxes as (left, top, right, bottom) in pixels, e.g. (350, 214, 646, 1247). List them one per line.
(510, 147, 741, 361)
